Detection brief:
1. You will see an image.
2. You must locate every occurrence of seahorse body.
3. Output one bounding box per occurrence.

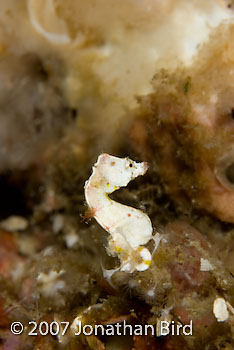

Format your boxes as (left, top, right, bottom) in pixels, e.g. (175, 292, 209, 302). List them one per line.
(85, 154, 153, 272)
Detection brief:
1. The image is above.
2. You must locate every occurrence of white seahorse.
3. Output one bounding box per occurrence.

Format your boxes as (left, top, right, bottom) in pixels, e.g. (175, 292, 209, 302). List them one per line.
(84, 153, 158, 272)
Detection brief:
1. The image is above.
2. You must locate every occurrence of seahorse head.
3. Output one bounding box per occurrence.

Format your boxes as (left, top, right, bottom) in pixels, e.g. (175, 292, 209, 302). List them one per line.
(96, 153, 148, 188)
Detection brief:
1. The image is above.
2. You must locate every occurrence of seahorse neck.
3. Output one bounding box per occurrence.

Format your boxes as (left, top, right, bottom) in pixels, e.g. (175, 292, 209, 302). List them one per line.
(85, 176, 112, 212)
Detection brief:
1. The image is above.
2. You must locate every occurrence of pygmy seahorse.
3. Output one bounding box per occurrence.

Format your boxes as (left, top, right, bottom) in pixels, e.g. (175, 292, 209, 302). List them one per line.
(84, 153, 158, 272)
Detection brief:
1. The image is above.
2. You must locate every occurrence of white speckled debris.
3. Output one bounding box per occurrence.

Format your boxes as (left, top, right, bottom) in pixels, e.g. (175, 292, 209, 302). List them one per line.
(0, 216, 28, 232)
(64, 229, 79, 249)
(200, 258, 214, 272)
(85, 154, 156, 272)
(213, 298, 229, 322)
(36, 270, 65, 297)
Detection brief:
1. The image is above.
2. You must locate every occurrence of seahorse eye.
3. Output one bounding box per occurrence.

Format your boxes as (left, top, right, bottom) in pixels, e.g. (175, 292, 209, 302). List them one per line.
(125, 158, 133, 169)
